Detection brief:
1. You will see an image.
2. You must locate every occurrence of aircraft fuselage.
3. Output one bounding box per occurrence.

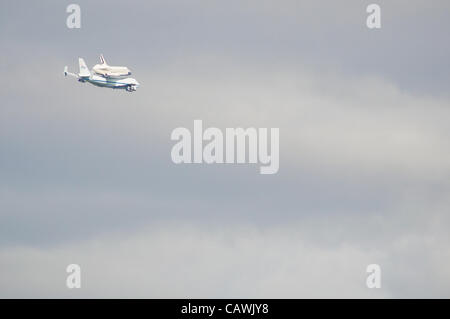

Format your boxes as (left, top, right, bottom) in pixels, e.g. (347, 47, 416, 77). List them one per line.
(81, 74, 139, 91)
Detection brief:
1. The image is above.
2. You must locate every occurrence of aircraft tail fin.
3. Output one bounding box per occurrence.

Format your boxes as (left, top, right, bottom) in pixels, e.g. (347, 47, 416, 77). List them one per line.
(78, 58, 90, 77)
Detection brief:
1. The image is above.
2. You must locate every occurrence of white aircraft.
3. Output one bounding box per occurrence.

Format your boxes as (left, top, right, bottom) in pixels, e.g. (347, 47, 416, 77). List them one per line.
(92, 54, 131, 78)
(64, 57, 140, 92)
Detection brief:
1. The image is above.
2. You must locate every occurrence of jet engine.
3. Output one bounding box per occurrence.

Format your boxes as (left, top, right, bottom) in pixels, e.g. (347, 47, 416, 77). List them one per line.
(126, 85, 137, 92)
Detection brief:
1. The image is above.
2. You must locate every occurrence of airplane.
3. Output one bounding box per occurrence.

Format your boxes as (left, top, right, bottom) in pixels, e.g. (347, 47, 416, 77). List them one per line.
(92, 54, 131, 78)
(64, 57, 140, 92)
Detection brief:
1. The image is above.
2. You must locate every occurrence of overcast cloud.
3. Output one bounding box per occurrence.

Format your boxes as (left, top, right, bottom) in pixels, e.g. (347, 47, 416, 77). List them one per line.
(0, 0, 449, 298)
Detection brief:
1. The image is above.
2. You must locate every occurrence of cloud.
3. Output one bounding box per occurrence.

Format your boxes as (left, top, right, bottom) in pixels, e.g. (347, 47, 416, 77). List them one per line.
(1, 218, 449, 298)
(0, 223, 389, 298)
(1, 0, 450, 298)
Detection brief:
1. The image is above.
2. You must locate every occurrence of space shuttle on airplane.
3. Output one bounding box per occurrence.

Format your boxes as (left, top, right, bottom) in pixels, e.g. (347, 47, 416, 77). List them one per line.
(92, 54, 132, 78)
(64, 56, 139, 92)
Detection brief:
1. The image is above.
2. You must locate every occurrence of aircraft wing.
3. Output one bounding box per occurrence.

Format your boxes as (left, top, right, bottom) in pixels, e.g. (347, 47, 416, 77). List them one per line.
(64, 66, 79, 78)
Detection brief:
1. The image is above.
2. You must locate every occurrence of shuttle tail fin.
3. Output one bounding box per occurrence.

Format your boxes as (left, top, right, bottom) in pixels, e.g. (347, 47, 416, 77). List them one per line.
(100, 54, 107, 65)
(78, 58, 90, 77)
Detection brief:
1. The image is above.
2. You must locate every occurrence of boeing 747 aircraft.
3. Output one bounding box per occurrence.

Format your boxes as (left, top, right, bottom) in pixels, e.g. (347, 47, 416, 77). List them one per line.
(64, 56, 139, 92)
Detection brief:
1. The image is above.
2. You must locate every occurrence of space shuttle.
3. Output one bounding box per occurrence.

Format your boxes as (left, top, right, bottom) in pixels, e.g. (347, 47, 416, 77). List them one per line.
(64, 56, 139, 92)
(92, 54, 132, 78)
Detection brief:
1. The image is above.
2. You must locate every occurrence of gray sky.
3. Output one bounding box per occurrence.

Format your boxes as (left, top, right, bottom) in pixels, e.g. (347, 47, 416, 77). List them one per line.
(0, 0, 450, 298)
